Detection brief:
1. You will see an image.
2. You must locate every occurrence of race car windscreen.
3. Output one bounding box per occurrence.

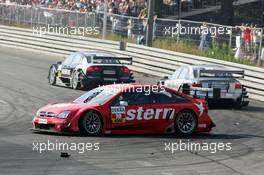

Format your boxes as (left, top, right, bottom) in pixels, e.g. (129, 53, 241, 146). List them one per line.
(73, 87, 119, 104)
(91, 57, 120, 64)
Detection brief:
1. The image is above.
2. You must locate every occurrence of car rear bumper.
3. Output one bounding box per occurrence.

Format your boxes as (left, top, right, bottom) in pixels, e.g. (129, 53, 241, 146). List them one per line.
(192, 91, 241, 99)
(82, 76, 135, 85)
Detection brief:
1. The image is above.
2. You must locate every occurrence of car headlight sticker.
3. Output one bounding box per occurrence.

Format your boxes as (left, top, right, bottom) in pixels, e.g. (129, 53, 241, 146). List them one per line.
(57, 110, 71, 119)
(36, 110, 41, 116)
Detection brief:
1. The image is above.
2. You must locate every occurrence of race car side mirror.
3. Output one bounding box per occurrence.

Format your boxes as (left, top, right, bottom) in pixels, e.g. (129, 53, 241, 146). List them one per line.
(119, 101, 128, 106)
(57, 61, 62, 65)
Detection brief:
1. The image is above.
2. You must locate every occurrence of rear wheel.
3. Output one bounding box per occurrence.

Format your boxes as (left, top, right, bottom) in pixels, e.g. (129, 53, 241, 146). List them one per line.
(79, 111, 103, 136)
(83, 80, 97, 90)
(49, 67, 56, 85)
(235, 97, 243, 109)
(175, 110, 197, 135)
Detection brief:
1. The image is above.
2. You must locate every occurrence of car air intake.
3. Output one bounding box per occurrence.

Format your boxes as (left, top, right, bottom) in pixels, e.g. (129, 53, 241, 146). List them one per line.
(39, 111, 56, 117)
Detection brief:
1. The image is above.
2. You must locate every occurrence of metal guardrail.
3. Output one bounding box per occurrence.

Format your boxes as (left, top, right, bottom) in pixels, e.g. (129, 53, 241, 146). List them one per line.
(0, 25, 263, 101)
(1, 3, 263, 64)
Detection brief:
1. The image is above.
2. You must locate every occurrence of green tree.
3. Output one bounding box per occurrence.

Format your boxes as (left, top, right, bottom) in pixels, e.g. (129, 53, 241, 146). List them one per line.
(221, 0, 234, 25)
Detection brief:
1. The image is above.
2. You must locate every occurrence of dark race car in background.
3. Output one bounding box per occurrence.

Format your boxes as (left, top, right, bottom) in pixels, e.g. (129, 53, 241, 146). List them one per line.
(31, 84, 215, 136)
(48, 51, 135, 90)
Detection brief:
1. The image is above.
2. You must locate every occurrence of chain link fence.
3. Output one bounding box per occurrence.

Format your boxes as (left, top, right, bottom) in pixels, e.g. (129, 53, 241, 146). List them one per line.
(0, 3, 263, 65)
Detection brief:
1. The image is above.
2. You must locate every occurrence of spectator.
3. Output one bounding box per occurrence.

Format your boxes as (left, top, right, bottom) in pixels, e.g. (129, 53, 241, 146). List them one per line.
(153, 13, 157, 39)
(198, 22, 208, 50)
(138, 4, 147, 19)
(137, 18, 147, 45)
(205, 28, 212, 48)
(236, 23, 261, 60)
(9, 0, 145, 16)
(243, 24, 252, 52)
(163, 0, 177, 15)
(130, 0, 138, 17)
(234, 26, 242, 60)
(252, 24, 262, 60)
(126, 19, 133, 37)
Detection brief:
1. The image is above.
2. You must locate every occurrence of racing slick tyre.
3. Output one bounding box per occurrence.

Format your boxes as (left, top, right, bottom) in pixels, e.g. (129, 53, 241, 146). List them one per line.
(72, 71, 81, 90)
(79, 111, 103, 136)
(235, 98, 243, 109)
(83, 81, 97, 91)
(235, 97, 249, 109)
(48, 66, 56, 85)
(175, 110, 197, 135)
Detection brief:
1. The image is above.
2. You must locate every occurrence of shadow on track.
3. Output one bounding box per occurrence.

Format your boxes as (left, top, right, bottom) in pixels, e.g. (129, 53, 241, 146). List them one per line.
(242, 105, 264, 113)
(209, 102, 264, 114)
(31, 131, 264, 140)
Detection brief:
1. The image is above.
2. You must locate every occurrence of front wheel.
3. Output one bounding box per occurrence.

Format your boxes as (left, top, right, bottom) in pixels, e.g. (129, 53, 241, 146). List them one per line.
(175, 110, 197, 135)
(79, 111, 103, 136)
(49, 67, 56, 85)
(72, 71, 81, 90)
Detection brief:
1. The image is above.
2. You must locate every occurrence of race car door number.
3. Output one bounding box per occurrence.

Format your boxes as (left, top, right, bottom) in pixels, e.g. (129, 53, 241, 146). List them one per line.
(38, 118, 47, 124)
(61, 69, 71, 75)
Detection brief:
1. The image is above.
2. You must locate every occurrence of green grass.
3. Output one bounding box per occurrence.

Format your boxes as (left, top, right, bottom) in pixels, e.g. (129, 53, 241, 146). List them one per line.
(0, 20, 257, 66)
(153, 38, 256, 66)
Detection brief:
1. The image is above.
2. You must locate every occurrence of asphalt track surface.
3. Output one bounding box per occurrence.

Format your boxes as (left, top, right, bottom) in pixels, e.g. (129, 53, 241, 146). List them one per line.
(0, 46, 264, 175)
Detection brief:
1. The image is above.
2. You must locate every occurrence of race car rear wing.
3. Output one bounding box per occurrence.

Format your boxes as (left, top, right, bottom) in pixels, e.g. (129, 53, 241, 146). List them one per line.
(199, 69, 245, 78)
(115, 57, 133, 65)
(92, 56, 133, 65)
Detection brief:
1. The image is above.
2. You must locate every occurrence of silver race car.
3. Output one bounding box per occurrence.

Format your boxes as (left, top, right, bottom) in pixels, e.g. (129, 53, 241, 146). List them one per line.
(159, 64, 249, 108)
(48, 51, 135, 90)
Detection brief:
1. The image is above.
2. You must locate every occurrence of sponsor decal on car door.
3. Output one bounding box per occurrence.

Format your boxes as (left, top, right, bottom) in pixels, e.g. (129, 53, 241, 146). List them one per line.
(110, 104, 177, 131)
(110, 104, 151, 129)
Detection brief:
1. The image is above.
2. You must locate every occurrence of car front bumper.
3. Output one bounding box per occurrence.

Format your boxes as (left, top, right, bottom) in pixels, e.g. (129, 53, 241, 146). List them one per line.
(32, 117, 77, 133)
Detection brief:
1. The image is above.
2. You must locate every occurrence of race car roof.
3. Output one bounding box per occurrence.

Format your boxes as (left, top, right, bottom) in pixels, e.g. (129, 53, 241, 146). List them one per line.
(188, 64, 227, 70)
(80, 51, 116, 57)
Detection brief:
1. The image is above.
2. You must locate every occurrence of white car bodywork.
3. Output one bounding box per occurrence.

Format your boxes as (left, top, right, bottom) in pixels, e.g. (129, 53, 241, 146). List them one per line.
(162, 65, 245, 101)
